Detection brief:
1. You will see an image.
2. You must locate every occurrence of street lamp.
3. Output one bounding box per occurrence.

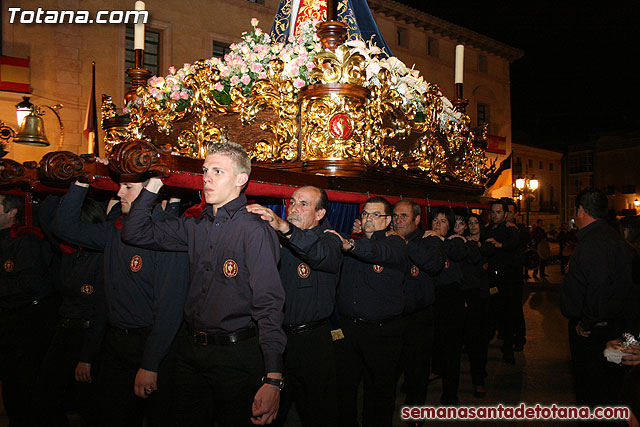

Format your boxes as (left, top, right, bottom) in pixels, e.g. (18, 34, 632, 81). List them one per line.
(515, 176, 539, 227)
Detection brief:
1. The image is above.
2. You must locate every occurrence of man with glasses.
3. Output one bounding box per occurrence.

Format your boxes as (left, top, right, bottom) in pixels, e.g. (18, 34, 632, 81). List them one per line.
(326, 196, 408, 427)
(393, 200, 444, 421)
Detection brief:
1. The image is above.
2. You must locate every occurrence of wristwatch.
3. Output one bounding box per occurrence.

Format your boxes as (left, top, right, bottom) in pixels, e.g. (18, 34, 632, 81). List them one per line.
(347, 238, 356, 251)
(262, 376, 285, 390)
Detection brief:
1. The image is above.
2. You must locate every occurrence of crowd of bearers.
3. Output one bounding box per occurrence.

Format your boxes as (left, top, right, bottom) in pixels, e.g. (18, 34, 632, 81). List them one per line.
(6, 142, 595, 427)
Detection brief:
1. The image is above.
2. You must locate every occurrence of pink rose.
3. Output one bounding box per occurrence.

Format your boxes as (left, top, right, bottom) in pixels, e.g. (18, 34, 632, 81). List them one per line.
(213, 82, 224, 91)
(258, 72, 267, 79)
(250, 62, 264, 73)
(230, 75, 240, 85)
(251, 18, 259, 27)
(170, 91, 181, 100)
(293, 78, 305, 89)
(180, 91, 189, 99)
(241, 74, 251, 85)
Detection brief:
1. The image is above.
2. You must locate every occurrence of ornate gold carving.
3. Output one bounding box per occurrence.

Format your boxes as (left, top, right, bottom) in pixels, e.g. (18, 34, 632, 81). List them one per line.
(310, 45, 366, 85)
(235, 60, 299, 162)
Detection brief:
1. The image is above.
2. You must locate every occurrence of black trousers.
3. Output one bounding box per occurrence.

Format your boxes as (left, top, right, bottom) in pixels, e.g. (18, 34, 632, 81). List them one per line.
(173, 324, 264, 427)
(568, 320, 626, 407)
(433, 285, 465, 403)
(96, 326, 176, 427)
(34, 323, 99, 427)
(335, 315, 404, 427)
(399, 306, 434, 406)
(497, 278, 524, 355)
(463, 289, 489, 386)
(0, 298, 58, 427)
(275, 322, 338, 427)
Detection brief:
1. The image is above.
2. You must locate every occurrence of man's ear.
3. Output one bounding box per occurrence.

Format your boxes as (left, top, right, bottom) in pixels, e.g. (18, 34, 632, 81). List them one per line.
(7, 208, 18, 221)
(315, 208, 326, 222)
(384, 215, 392, 228)
(235, 172, 249, 188)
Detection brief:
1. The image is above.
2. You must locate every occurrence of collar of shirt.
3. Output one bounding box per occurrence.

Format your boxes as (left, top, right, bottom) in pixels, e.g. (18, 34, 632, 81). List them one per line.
(577, 218, 606, 241)
(197, 194, 247, 223)
(370, 229, 388, 241)
(406, 227, 423, 242)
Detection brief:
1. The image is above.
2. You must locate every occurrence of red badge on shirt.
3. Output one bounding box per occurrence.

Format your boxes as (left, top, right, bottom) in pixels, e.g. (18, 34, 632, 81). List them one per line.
(297, 263, 310, 278)
(373, 264, 384, 273)
(130, 255, 142, 272)
(223, 259, 238, 278)
(3, 259, 14, 273)
(81, 284, 94, 295)
(410, 265, 419, 277)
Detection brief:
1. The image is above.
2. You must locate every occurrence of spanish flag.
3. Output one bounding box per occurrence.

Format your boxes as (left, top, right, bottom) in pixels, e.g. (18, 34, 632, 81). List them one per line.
(485, 153, 512, 197)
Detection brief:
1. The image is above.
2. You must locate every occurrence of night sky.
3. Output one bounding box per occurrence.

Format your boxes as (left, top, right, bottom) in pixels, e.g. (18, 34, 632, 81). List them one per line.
(394, 1, 640, 150)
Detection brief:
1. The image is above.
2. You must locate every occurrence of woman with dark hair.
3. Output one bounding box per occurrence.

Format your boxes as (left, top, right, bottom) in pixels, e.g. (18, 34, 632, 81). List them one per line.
(429, 206, 467, 405)
(459, 212, 496, 398)
(34, 195, 111, 427)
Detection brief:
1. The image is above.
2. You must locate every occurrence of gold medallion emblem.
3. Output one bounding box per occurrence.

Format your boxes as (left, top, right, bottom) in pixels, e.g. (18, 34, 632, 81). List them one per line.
(81, 284, 94, 295)
(373, 264, 384, 273)
(130, 255, 142, 272)
(410, 265, 419, 277)
(223, 259, 238, 278)
(3, 259, 14, 272)
(297, 263, 310, 278)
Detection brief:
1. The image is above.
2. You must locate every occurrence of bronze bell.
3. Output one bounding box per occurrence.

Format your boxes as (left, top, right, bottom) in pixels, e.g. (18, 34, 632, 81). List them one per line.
(13, 111, 50, 146)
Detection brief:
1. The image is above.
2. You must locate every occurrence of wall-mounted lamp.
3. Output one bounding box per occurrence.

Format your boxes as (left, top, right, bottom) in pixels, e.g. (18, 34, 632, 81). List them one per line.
(634, 199, 639, 208)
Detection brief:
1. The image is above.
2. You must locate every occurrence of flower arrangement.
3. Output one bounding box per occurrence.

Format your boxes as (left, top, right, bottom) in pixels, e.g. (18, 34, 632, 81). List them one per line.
(141, 18, 462, 126)
(208, 18, 323, 104)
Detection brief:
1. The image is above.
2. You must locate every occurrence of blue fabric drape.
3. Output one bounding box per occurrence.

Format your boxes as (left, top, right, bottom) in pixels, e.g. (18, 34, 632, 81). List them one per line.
(327, 201, 360, 235)
(270, 0, 392, 57)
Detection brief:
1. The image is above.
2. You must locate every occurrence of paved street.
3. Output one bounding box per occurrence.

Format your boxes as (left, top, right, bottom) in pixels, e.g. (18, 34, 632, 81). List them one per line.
(391, 263, 578, 426)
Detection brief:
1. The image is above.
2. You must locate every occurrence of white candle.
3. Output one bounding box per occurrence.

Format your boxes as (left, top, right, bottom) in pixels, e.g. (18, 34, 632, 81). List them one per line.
(455, 44, 464, 84)
(134, 1, 145, 50)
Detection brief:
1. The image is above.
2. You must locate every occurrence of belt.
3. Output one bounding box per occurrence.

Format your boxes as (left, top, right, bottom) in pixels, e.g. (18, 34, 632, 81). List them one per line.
(58, 318, 90, 329)
(345, 315, 401, 327)
(110, 325, 152, 335)
(283, 319, 327, 335)
(186, 324, 257, 346)
(0, 297, 55, 313)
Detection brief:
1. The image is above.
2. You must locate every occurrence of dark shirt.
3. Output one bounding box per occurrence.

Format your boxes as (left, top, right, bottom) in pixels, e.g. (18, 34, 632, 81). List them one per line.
(279, 218, 342, 326)
(337, 230, 408, 321)
(461, 239, 495, 294)
(561, 219, 633, 331)
(486, 221, 520, 276)
(0, 227, 55, 309)
(121, 189, 286, 373)
(403, 229, 445, 313)
(434, 236, 466, 288)
(54, 184, 189, 372)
